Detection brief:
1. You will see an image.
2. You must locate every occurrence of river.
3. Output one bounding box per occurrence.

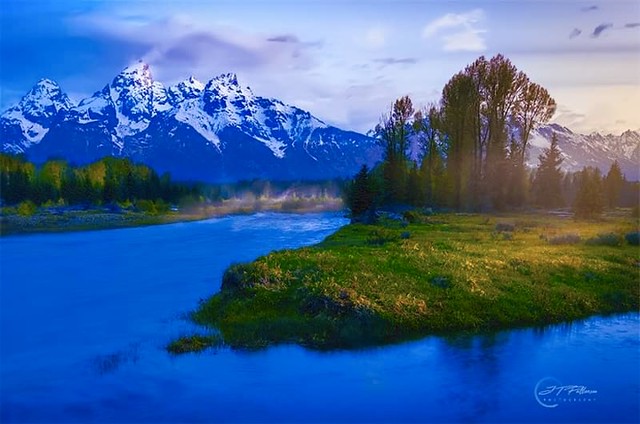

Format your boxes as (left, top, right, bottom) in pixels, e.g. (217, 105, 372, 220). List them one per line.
(1, 212, 638, 423)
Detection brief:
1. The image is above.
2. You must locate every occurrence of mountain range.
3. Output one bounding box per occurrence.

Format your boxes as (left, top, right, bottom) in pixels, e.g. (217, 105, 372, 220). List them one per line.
(1, 62, 379, 182)
(1, 62, 638, 181)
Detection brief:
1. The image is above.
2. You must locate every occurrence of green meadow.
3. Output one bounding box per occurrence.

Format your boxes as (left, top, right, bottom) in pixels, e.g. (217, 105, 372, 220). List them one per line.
(178, 210, 640, 351)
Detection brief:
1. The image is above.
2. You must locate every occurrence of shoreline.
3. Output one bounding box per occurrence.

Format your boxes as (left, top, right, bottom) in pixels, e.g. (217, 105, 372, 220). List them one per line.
(0, 198, 344, 236)
(175, 210, 639, 352)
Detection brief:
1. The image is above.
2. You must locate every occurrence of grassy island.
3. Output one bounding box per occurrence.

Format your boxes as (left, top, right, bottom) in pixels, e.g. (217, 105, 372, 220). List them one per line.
(184, 211, 639, 351)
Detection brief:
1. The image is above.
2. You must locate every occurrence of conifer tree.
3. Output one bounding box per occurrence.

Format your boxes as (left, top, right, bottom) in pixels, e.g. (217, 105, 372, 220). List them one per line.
(346, 165, 375, 219)
(603, 160, 625, 208)
(573, 167, 604, 219)
(532, 134, 564, 208)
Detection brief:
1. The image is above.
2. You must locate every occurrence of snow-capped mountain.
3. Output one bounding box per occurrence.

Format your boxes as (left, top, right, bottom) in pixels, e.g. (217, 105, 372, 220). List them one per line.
(404, 121, 639, 180)
(527, 124, 639, 180)
(2, 62, 638, 181)
(1, 62, 380, 182)
(1, 79, 73, 152)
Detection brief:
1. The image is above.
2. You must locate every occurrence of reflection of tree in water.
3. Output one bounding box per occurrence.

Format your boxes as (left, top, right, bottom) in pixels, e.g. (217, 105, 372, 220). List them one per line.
(436, 330, 512, 422)
(532, 320, 580, 342)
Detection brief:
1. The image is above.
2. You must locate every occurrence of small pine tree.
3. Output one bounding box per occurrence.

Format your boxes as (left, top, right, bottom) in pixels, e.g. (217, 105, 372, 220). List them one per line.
(532, 134, 564, 208)
(603, 160, 625, 208)
(573, 167, 604, 219)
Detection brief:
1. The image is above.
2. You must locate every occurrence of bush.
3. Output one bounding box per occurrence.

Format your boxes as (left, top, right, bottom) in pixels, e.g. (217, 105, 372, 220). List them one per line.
(403, 210, 428, 224)
(135, 199, 169, 215)
(16, 200, 37, 217)
(430, 276, 450, 289)
(495, 222, 516, 232)
(548, 233, 582, 245)
(624, 231, 640, 246)
(585, 233, 623, 246)
(367, 228, 399, 245)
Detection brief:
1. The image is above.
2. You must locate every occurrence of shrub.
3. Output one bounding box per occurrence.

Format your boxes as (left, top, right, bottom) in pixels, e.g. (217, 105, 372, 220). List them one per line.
(135, 199, 169, 215)
(135, 199, 156, 214)
(367, 228, 399, 245)
(16, 200, 36, 217)
(585, 233, 623, 246)
(403, 210, 427, 224)
(400, 231, 411, 240)
(430, 276, 450, 289)
(624, 231, 640, 246)
(548, 233, 582, 245)
(495, 222, 515, 232)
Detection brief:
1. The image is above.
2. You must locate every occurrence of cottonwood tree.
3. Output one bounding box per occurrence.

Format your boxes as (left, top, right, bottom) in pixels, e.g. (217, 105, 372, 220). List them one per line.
(413, 104, 444, 207)
(440, 72, 477, 209)
(376, 95, 414, 204)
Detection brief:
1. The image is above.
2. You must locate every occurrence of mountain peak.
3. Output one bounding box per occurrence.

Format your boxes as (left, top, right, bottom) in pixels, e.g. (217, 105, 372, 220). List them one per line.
(214, 73, 239, 86)
(16, 78, 73, 117)
(183, 75, 205, 91)
(168, 76, 205, 103)
(112, 61, 154, 88)
(121, 60, 151, 75)
(34, 78, 62, 89)
(204, 73, 254, 101)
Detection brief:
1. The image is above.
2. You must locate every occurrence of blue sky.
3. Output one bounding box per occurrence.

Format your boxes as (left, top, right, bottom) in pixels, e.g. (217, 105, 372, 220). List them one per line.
(1, 0, 639, 134)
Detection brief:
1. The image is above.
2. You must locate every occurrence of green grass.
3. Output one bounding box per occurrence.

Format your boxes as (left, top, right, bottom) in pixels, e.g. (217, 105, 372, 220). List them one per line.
(185, 211, 640, 351)
(167, 334, 225, 354)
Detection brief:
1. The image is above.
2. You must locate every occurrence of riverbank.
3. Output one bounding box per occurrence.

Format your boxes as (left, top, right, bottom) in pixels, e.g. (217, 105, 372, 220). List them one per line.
(184, 210, 639, 351)
(0, 197, 343, 236)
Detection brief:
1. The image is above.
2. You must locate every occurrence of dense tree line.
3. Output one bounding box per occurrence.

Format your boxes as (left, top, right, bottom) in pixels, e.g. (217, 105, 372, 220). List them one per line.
(346, 54, 639, 219)
(0, 154, 196, 208)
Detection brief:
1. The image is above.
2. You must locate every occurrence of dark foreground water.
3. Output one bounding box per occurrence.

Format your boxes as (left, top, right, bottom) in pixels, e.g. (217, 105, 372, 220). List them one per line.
(1, 213, 638, 423)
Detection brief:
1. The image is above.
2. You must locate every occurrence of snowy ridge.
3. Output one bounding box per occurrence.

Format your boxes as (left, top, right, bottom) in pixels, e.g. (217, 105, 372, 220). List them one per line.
(1, 61, 380, 182)
(1, 79, 73, 150)
(526, 124, 640, 180)
(173, 99, 221, 149)
(1, 62, 340, 161)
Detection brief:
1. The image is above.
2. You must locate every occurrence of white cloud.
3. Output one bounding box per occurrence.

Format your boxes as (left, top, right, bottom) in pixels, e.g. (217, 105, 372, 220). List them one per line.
(442, 28, 487, 52)
(422, 9, 486, 52)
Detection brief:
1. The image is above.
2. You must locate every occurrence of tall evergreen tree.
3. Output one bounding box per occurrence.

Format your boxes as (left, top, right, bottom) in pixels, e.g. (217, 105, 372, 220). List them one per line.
(345, 165, 375, 220)
(573, 167, 604, 219)
(603, 160, 625, 208)
(532, 134, 564, 208)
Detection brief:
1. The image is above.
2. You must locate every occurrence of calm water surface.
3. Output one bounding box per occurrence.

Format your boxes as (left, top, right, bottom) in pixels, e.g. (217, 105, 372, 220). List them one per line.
(1, 212, 638, 423)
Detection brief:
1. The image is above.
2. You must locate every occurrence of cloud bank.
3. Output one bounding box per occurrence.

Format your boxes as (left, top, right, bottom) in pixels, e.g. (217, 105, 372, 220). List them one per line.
(422, 9, 486, 52)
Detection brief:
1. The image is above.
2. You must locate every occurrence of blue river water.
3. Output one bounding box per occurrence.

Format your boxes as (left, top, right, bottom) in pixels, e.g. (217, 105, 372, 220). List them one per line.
(0, 212, 638, 423)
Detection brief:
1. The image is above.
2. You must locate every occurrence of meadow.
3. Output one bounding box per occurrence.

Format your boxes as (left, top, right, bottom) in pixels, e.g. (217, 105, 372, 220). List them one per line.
(178, 210, 640, 351)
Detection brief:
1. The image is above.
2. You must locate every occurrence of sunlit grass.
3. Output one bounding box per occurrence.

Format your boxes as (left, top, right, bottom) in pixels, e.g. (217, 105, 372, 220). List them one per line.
(189, 210, 640, 350)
